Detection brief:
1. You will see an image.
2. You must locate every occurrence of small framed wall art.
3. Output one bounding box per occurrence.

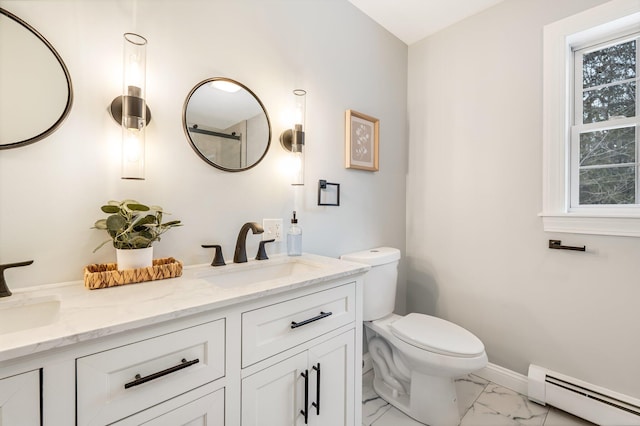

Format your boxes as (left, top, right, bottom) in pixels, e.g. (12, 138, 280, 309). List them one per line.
(345, 109, 379, 171)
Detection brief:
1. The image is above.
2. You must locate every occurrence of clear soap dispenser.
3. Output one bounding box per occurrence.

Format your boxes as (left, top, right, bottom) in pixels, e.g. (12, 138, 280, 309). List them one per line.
(287, 211, 302, 256)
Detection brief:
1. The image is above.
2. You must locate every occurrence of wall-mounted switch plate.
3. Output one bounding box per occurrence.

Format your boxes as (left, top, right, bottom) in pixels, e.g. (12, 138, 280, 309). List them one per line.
(263, 219, 283, 242)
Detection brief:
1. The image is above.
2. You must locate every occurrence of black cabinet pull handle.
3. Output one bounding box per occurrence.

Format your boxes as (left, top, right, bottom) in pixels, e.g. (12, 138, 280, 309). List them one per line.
(124, 358, 199, 389)
(300, 370, 309, 424)
(312, 363, 321, 415)
(291, 311, 333, 329)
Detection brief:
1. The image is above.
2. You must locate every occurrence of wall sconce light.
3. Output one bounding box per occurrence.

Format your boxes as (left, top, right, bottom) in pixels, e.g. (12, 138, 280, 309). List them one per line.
(109, 33, 151, 180)
(280, 89, 306, 186)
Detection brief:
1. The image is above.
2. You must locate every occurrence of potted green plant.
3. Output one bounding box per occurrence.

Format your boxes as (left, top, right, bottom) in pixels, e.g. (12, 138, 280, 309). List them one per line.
(93, 200, 182, 270)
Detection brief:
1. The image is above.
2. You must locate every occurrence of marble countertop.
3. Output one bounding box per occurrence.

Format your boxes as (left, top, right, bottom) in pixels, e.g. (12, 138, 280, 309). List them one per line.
(0, 253, 369, 363)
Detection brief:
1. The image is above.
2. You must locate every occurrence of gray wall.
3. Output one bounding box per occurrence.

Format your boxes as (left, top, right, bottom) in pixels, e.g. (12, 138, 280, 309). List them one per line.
(407, 0, 640, 398)
(0, 0, 408, 315)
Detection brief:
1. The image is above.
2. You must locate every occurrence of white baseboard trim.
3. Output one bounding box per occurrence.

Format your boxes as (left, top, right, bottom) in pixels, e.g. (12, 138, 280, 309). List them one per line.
(473, 362, 528, 396)
(362, 353, 528, 396)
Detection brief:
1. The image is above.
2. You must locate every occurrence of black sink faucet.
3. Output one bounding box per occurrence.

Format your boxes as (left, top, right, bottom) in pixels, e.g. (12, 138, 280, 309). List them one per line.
(0, 260, 34, 297)
(234, 222, 264, 263)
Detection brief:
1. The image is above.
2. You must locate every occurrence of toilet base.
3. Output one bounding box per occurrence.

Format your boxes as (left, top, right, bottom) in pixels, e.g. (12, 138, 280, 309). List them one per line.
(411, 372, 460, 426)
(372, 371, 460, 426)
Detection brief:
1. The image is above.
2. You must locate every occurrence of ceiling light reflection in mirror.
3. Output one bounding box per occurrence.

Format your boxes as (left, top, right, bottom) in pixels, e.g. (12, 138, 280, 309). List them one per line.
(183, 78, 271, 172)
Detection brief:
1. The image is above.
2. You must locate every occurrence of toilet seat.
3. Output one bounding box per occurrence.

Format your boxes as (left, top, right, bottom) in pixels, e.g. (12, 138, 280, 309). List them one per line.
(389, 313, 485, 357)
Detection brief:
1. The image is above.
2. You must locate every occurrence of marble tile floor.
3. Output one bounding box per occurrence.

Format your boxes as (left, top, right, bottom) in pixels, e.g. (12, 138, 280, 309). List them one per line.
(362, 370, 596, 426)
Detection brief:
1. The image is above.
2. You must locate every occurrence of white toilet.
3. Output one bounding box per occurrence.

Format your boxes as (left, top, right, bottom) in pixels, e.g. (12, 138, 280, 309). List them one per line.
(341, 247, 487, 426)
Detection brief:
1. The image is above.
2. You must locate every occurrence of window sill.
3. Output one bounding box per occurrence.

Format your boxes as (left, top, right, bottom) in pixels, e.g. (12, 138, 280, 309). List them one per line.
(540, 213, 640, 237)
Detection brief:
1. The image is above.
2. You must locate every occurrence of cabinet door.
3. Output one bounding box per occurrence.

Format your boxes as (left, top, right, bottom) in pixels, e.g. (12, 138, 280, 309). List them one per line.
(308, 330, 355, 426)
(0, 369, 40, 426)
(241, 330, 356, 426)
(242, 352, 307, 426)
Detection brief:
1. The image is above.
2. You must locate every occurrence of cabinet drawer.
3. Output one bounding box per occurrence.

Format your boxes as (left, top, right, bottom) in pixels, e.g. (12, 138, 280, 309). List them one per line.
(113, 387, 224, 426)
(242, 283, 355, 367)
(77, 319, 225, 426)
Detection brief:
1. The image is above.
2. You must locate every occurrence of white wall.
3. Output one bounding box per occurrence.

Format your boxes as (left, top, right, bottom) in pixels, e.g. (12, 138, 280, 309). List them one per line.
(0, 0, 408, 313)
(407, 0, 640, 398)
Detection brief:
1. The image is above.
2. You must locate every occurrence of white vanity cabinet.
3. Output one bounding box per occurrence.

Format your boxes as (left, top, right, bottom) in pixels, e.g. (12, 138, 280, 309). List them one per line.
(0, 255, 366, 426)
(241, 282, 357, 426)
(0, 369, 40, 425)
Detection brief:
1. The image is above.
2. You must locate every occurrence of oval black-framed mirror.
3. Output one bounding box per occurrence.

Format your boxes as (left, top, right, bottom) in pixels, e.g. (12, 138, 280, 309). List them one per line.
(0, 8, 73, 149)
(183, 77, 271, 172)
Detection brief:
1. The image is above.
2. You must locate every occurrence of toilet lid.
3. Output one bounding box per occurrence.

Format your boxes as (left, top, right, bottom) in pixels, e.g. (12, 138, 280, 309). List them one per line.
(389, 313, 485, 357)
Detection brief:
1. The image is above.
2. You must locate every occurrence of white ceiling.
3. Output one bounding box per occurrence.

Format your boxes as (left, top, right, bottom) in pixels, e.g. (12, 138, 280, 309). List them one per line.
(348, 0, 505, 45)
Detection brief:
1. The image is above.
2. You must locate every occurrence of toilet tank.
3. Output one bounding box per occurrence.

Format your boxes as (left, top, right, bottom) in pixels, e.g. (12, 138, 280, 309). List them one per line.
(340, 247, 401, 321)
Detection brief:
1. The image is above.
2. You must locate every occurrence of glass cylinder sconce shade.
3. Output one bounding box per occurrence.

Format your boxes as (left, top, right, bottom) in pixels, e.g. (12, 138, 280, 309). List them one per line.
(280, 89, 306, 186)
(121, 33, 147, 180)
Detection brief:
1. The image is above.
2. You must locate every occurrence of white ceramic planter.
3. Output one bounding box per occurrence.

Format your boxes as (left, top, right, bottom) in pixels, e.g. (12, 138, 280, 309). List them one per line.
(116, 247, 153, 271)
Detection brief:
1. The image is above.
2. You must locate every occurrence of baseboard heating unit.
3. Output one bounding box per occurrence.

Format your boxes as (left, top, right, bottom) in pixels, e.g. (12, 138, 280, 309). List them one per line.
(528, 364, 640, 425)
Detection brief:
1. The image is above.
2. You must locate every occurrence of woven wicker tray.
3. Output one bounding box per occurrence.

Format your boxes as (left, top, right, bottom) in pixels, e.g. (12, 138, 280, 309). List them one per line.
(84, 257, 183, 290)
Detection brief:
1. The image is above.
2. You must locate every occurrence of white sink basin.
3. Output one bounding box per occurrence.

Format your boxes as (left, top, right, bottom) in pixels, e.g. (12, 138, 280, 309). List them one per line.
(196, 258, 325, 288)
(0, 294, 61, 335)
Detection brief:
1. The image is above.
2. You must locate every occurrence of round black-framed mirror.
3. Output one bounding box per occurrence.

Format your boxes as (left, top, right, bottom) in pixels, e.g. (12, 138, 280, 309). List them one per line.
(0, 7, 73, 149)
(183, 77, 271, 172)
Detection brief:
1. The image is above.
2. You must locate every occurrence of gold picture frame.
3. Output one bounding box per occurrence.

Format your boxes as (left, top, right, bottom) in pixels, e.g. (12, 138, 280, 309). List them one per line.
(345, 109, 379, 171)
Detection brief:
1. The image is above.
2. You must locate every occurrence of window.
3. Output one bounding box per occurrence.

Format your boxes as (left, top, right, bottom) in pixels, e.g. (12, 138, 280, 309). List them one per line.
(572, 35, 639, 208)
(542, 1, 640, 236)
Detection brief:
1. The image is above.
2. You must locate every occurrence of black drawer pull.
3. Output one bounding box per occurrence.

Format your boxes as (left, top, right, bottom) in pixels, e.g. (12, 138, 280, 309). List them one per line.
(124, 358, 199, 389)
(291, 311, 333, 329)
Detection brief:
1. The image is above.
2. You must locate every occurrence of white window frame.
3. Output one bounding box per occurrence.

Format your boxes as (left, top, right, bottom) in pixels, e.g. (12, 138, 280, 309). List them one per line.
(541, 0, 640, 236)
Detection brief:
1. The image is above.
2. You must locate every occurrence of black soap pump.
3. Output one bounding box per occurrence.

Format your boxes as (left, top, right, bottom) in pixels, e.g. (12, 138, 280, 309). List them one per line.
(287, 211, 302, 256)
